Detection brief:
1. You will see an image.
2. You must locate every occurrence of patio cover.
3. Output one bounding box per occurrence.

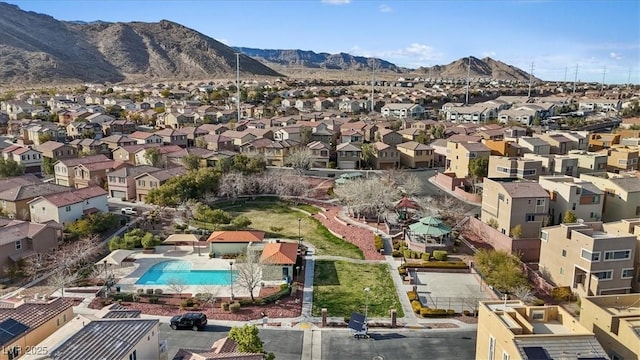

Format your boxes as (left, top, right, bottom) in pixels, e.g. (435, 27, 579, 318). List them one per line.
(408, 216, 452, 237)
(96, 249, 135, 266)
(163, 234, 201, 244)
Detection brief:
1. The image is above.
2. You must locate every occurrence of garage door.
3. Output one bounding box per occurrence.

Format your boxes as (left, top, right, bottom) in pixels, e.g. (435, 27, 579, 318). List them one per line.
(111, 190, 127, 199)
(339, 161, 357, 169)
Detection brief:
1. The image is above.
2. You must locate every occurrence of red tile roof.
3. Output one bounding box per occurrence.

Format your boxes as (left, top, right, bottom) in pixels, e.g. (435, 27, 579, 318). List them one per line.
(206, 231, 265, 243)
(32, 186, 107, 207)
(260, 242, 298, 265)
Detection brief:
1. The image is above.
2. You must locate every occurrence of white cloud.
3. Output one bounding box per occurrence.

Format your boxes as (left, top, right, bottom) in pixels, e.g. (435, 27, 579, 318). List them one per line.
(321, 0, 351, 4)
(379, 4, 392, 12)
(609, 52, 622, 60)
(218, 38, 230, 45)
(482, 51, 497, 58)
(349, 43, 443, 68)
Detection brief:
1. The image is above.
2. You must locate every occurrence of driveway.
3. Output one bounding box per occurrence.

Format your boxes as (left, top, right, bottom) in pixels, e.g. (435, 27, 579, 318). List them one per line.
(321, 329, 477, 360)
(159, 323, 303, 360)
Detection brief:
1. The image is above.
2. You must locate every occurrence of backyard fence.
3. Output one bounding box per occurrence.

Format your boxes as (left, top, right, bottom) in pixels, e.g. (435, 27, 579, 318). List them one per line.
(418, 295, 493, 314)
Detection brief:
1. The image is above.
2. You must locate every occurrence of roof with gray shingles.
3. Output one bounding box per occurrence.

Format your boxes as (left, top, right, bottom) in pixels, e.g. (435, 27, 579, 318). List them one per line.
(515, 337, 608, 360)
(49, 319, 157, 360)
(101, 310, 142, 319)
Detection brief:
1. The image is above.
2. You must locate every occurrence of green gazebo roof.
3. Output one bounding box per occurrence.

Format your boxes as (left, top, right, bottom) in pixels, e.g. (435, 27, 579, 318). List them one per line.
(408, 216, 451, 237)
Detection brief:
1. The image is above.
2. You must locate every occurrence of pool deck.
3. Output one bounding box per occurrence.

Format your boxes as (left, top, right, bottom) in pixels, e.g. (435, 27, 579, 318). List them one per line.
(114, 245, 280, 298)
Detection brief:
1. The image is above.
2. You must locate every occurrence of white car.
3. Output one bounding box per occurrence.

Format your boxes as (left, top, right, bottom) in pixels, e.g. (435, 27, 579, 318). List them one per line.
(121, 207, 137, 215)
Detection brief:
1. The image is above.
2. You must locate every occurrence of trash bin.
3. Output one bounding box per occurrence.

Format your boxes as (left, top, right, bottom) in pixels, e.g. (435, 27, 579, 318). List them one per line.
(116, 286, 121, 293)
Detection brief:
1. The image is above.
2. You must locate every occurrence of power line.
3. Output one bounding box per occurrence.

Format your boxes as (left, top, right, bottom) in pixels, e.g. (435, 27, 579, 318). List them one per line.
(235, 53, 241, 123)
(600, 65, 607, 93)
(465, 56, 471, 105)
(572, 64, 579, 95)
(528, 62, 535, 97)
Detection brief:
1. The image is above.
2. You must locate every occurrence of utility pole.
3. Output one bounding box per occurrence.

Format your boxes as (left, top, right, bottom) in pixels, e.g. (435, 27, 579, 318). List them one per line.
(600, 65, 607, 93)
(235, 53, 241, 123)
(370, 60, 376, 112)
(527, 62, 534, 98)
(572, 64, 579, 95)
(564, 66, 568, 83)
(628, 67, 632, 89)
(465, 56, 471, 105)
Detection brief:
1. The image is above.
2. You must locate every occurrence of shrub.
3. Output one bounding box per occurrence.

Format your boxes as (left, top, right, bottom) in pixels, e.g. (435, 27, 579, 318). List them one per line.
(421, 308, 448, 317)
(533, 298, 546, 306)
(398, 268, 407, 276)
(552, 286, 574, 302)
(392, 250, 403, 257)
(432, 250, 448, 261)
(112, 292, 134, 302)
(407, 291, 418, 301)
(229, 302, 241, 313)
(149, 296, 159, 304)
(447, 309, 456, 315)
(154, 289, 163, 295)
(403, 249, 411, 259)
(411, 300, 422, 314)
(280, 283, 289, 291)
(263, 286, 291, 304)
(146, 289, 154, 295)
(180, 298, 195, 308)
(393, 241, 401, 250)
(136, 289, 144, 295)
(373, 235, 383, 251)
(221, 302, 229, 311)
(399, 261, 468, 270)
(421, 253, 430, 261)
(454, 239, 462, 246)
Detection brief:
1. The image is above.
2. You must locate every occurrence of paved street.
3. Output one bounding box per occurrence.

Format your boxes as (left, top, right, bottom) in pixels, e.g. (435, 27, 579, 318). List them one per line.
(321, 329, 477, 360)
(159, 324, 303, 360)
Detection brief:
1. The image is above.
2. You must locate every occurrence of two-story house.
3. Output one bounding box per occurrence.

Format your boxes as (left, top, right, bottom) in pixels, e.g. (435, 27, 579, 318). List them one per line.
(340, 129, 364, 144)
(106, 165, 161, 200)
(133, 145, 183, 167)
(100, 135, 137, 151)
(539, 175, 604, 225)
(375, 128, 404, 146)
(1, 145, 42, 173)
(516, 137, 551, 155)
(53, 154, 110, 187)
(220, 130, 257, 150)
(568, 150, 608, 175)
(73, 160, 129, 189)
(128, 131, 163, 145)
(604, 146, 639, 173)
(36, 141, 78, 164)
(135, 167, 187, 202)
(381, 103, 425, 118)
(68, 138, 111, 157)
(396, 141, 434, 169)
(481, 178, 550, 239)
(153, 128, 188, 148)
(336, 142, 362, 169)
(241, 139, 300, 167)
(101, 119, 136, 136)
(580, 172, 640, 221)
(445, 141, 491, 178)
(371, 142, 399, 170)
(533, 133, 574, 155)
(29, 186, 108, 226)
(523, 153, 579, 177)
(306, 141, 330, 168)
(0, 183, 71, 220)
(487, 156, 543, 181)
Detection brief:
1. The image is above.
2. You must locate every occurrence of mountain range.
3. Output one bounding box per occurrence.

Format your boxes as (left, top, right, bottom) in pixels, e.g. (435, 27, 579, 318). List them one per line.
(0, 2, 536, 86)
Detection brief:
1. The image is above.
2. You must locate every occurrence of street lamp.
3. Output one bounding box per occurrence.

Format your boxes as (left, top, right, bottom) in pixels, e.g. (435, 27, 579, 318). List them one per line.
(298, 218, 302, 246)
(296, 266, 300, 282)
(229, 261, 234, 301)
(364, 287, 371, 322)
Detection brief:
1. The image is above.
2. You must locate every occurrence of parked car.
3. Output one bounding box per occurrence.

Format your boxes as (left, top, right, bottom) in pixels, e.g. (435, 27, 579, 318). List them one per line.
(121, 207, 137, 215)
(170, 312, 207, 331)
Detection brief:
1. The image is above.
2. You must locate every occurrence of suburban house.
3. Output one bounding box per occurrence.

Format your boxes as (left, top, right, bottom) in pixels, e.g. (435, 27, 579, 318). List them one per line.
(73, 160, 128, 189)
(241, 139, 300, 167)
(180, 126, 208, 147)
(578, 99, 622, 112)
(533, 133, 574, 155)
(100, 135, 137, 150)
(375, 128, 404, 146)
(476, 300, 608, 360)
(135, 167, 187, 202)
(538, 175, 604, 225)
(133, 144, 183, 167)
(445, 141, 491, 179)
(128, 131, 163, 145)
(381, 103, 425, 118)
(53, 154, 108, 187)
(516, 137, 551, 155)
(1, 145, 42, 173)
(539, 221, 636, 297)
(200, 134, 235, 152)
(396, 141, 434, 169)
(0, 220, 61, 274)
(154, 128, 188, 148)
(397, 127, 422, 142)
(206, 231, 265, 256)
(522, 153, 579, 177)
(482, 139, 522, 157)
(580, 172, 640, 221)
(445, 105, 498, 123)
(273, 126, 303, 142)
(36, 141, 78, 162)
(588, 133, 621, 151)
(487, 156, 542, 181)
(568, 150, 608, 175)
(106, 165, 160, 200)
(580, 294, 640, 360)
(340, 129, 364, 144)
(370, 142, 399, 170)
(0, 297, 74, 359)
(0, 183, 71, 220)
(260, 241, 298, 282)
(174, 336, 263, 360)
(69, 138, 111, 157)
(336, 142, 362, 170)
(111, 144, 158, 164)
(604, 146, 639, 173)
(220, 130, 257, 149)
(40, 318, 161, 360)
(306, 141, 330, 168)
(481, 178, 550, 238)
(29, 186, 108, 226)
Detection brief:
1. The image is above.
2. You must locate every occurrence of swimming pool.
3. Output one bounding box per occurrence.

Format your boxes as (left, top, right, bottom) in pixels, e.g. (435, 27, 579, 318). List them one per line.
(135, 260, 236, 285)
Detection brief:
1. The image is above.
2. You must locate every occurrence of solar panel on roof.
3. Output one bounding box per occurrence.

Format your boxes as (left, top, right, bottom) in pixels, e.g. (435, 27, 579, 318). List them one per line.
(523, 346, 552, 360)
(577, 358, 607, 360)
(348, 312, 366, 332)
(0, 318, 30, 346)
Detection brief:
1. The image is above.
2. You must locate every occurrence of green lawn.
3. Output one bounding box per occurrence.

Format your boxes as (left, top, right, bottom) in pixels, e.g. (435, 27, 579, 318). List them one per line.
(312, 260, 404, 318)
(212, 200, 363, 259)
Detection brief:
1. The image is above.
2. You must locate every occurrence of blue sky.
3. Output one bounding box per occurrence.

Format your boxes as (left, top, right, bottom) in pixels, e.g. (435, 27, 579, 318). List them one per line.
(7, 0, 640, 83)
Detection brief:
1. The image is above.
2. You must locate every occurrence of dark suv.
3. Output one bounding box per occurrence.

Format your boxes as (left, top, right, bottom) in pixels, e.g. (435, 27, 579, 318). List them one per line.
(170, 312, 207, 331)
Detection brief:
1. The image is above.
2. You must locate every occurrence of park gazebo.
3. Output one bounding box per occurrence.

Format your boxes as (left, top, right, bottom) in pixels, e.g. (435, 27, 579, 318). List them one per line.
(406, 216, 452, 253)
(394, 196, 420, 221)
(163, 234, 203, 254)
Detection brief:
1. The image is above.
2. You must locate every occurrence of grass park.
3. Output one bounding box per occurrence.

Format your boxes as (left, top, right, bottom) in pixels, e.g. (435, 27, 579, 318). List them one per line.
(312, 260, 404, 318)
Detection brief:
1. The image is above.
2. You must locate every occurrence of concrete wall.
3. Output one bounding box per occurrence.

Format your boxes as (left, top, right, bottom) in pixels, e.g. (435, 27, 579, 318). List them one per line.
(209, 243, 249, 256)
(466, 217, 541, 262)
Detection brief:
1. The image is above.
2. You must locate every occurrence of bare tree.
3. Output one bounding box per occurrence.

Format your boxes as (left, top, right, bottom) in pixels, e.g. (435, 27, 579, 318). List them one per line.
(512, 286, 536, 305)
(167, 277, 189, 299)
(414, 196, 438, 217)
(398, 173, 422, 197)
(218, 172, 248, 203)
(48, 269, 78, 298)
(196, 284, 221, 308)
(234, 250, 263, 302)
(285, 148, 313, 175)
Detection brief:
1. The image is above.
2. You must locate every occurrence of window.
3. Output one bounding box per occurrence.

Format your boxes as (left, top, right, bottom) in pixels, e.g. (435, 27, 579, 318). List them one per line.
(559, 267, 564, 275)
(604, 250, 631, 261)
(488, 336, 495, 360)
(622, 268, 634, 279)
(65, 206, 71, 212)
(526, 214, 535, 222)
(593, 270, 613, 280)
(532, 310, 544, 320)
(15, 240, 21, 250)
(57, 318, 60, 326)
(561, 249, 567, 257)
(581, 249, 600, 262)
(129, 350, 137, 360)
(502, 352, 510, 360)
(521, 169, 536, 176)
(540, 231, 548, 241)
(536, 199, 545, 206)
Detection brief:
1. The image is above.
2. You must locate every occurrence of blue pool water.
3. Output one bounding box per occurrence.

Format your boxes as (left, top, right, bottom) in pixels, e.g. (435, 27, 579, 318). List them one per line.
(136, 260, 236, 285)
